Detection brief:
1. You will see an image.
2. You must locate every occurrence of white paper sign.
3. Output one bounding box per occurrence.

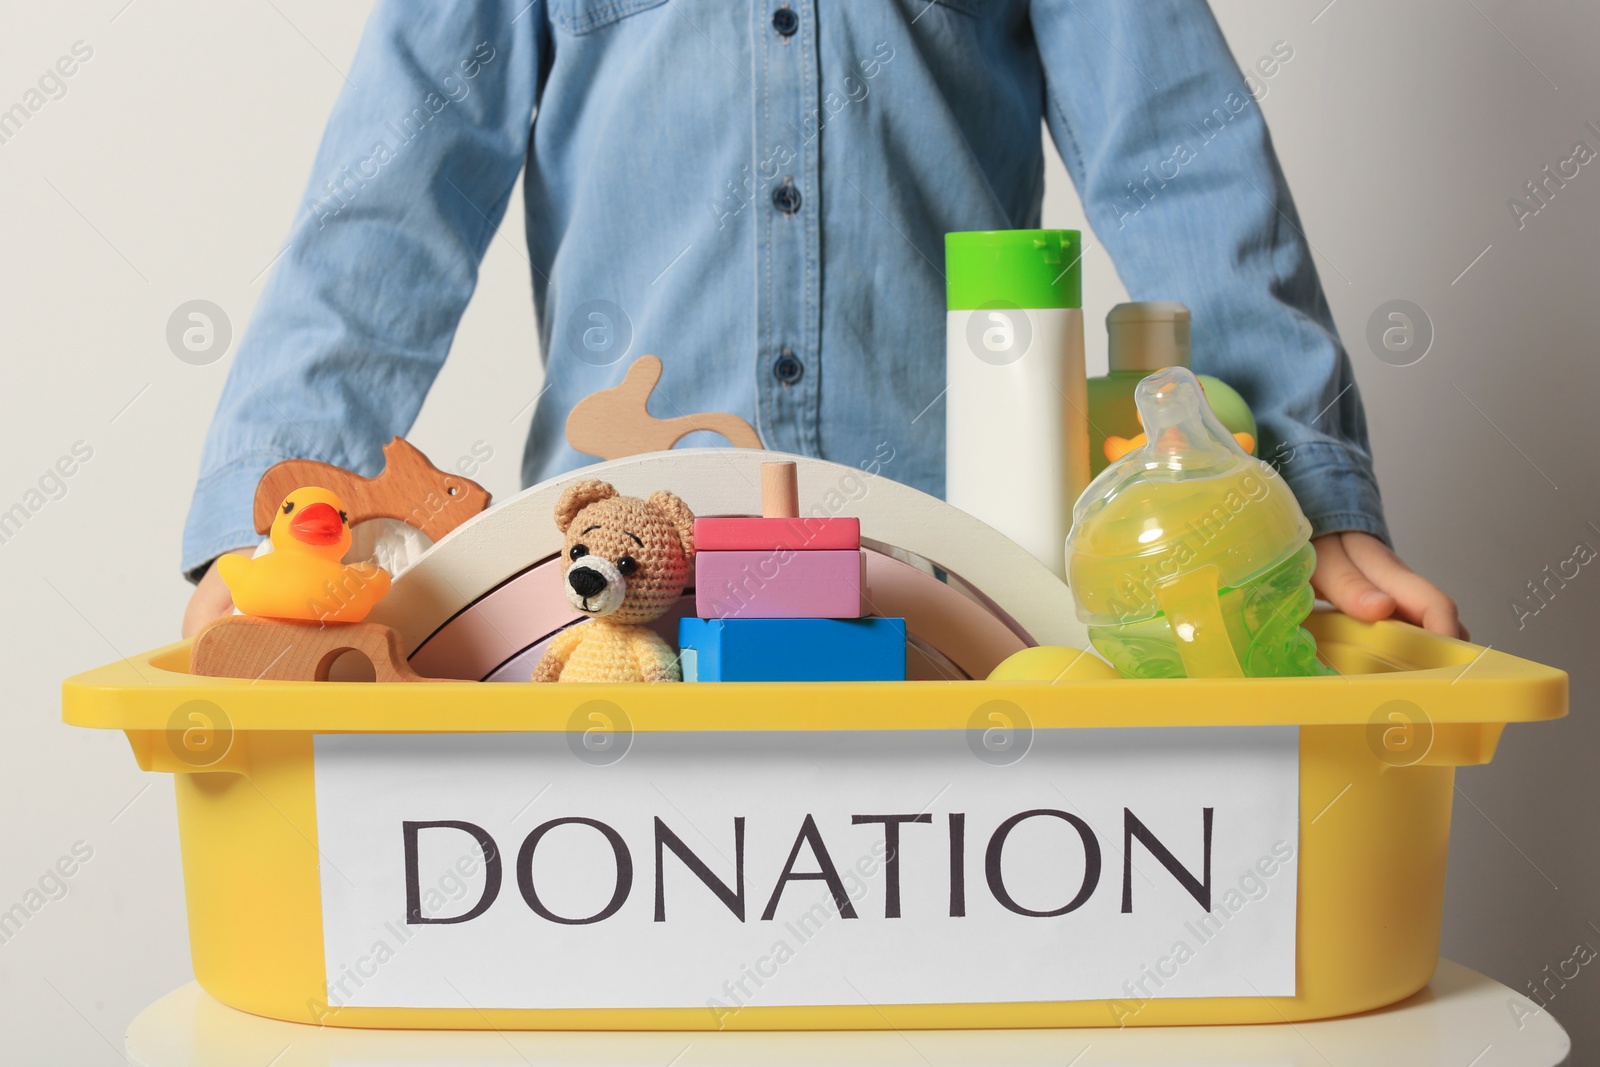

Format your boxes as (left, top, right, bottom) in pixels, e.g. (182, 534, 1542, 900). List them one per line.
(313, 727, 1298, 1016)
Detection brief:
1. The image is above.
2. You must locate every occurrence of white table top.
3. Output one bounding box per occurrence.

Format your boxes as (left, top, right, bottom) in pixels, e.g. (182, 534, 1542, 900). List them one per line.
(125, 959, 1569, 1067)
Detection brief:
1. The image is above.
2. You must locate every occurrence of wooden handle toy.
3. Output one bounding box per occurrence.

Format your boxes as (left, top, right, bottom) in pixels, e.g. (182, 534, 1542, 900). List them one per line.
(190, 616, 433, 682)
(253, 437, 490, 542)
(565, 355, 764, 460)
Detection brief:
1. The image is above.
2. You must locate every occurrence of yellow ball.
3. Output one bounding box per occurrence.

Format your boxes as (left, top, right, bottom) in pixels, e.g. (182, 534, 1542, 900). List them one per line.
(987, 646, 1120, 682)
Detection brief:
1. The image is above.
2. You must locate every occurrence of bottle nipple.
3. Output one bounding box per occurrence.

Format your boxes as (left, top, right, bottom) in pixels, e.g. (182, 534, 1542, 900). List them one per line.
(1134, 366, 1250, 474)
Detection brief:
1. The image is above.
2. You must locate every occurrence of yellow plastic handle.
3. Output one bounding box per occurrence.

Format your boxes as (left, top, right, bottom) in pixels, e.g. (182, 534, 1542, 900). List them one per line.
(1155, 565, 1245, 678)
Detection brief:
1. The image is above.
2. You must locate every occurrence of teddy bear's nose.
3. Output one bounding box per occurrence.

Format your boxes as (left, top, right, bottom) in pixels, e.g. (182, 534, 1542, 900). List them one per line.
(568, 567, 608, 599)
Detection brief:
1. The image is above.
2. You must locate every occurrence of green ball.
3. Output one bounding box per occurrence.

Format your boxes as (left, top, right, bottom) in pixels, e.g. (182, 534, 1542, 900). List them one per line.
(1198, 374, 1257, 452)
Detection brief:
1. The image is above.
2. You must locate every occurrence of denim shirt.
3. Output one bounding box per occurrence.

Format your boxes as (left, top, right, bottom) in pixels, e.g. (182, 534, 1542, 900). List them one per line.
(183, 0, 1388, 578)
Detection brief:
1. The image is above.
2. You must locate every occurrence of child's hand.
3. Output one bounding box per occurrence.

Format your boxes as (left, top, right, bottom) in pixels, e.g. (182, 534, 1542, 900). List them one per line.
(1311, 532, 1465, 639)
(183, 558, 238, 638)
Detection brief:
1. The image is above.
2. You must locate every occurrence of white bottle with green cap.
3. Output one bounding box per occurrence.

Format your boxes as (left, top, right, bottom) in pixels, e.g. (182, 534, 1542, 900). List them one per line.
(945, 229, 1088, 579)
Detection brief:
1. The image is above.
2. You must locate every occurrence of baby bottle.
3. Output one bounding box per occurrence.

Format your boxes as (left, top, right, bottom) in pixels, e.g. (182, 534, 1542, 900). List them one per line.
(1065, 366, 1333, 679)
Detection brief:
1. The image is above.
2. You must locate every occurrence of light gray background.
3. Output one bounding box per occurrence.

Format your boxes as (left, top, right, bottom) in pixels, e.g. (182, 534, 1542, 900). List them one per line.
(2, 0, 1596, 1062)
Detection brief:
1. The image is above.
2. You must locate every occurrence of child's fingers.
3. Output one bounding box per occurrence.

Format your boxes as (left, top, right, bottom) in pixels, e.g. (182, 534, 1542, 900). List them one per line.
(1311, 534, 1397, 622)
(182, 559, 237, 638)
(1341, 533, 1464, 638)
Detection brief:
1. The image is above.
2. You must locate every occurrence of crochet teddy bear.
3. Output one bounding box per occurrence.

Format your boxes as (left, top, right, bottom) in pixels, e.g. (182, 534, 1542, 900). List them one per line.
(531, 479, 695, 683)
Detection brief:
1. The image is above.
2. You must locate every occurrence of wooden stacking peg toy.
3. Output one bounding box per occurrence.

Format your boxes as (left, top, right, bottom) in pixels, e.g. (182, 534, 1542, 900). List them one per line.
(761, 460, 801, 518)
(694, 462, 860, 553)
(690, 458, 873, 626)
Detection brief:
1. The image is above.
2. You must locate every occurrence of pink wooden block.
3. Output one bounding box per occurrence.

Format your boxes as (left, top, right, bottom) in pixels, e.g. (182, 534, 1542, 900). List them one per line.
(695, 549, 863, 619)
(693, 516, 860, 552)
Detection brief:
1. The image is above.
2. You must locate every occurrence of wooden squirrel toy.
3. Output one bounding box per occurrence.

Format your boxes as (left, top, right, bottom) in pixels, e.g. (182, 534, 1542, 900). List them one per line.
(252, 436, 490, 542)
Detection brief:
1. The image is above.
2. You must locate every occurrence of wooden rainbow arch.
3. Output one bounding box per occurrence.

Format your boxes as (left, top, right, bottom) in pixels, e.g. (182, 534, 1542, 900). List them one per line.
(370, 450, 1089, 681)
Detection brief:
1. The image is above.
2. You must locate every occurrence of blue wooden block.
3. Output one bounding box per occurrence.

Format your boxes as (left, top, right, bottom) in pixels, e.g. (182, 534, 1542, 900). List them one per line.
(678, 617, 906, 682)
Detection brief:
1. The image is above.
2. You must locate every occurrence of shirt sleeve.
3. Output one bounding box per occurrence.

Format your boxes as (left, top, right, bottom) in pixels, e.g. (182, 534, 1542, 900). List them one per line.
(1030, 0, 1390, 545)
(182, 0, 545, 579)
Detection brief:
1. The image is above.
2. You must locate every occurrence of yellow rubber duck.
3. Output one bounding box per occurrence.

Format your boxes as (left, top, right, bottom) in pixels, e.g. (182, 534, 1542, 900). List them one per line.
(217, 486, 392, 623)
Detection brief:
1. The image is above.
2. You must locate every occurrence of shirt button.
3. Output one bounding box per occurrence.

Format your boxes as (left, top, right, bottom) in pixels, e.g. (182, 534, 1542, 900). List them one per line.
(773, 349, 804, 384)
(771, 6, 799, 36)
(772, 180, 802, 215)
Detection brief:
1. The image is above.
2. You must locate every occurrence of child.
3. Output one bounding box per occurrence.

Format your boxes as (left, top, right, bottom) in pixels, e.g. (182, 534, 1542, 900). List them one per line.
(182, 0, 1461, 639)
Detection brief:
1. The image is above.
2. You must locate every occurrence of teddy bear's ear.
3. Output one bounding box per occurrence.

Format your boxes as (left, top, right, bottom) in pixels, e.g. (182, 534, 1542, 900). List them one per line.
(647, 490, 696, 558)
(554, 480, 618, 533)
